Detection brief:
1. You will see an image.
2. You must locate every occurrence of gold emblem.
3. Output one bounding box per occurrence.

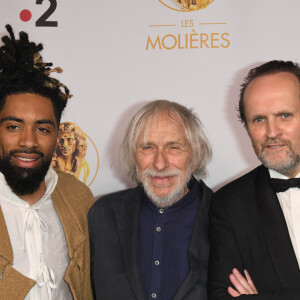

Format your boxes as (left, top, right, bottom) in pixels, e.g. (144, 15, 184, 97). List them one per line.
(51, 122, 99, 186)
(159, 0, 214, 11)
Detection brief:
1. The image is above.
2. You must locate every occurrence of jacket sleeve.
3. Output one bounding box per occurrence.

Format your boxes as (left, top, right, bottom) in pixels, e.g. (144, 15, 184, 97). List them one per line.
(0, 257, 35, 300)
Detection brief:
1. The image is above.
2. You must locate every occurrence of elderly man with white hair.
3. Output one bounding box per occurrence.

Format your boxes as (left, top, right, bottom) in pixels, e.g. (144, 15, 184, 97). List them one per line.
(89, 100, 213, 300)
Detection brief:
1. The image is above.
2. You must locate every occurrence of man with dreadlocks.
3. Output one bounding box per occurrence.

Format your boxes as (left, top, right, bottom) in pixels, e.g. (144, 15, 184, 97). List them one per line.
(0, 25, 94, 300)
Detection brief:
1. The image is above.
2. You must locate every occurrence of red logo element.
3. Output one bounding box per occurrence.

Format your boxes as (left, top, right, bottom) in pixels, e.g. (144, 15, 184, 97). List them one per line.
(20, 9, 32, 22)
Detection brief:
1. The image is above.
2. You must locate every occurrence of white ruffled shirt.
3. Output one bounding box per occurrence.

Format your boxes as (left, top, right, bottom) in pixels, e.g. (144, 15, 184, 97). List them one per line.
(0, 167, 73, 300)
(269, 169, 300, 268)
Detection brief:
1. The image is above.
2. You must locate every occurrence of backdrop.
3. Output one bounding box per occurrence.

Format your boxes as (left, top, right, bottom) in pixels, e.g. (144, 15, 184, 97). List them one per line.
(1, 0, 300, 197)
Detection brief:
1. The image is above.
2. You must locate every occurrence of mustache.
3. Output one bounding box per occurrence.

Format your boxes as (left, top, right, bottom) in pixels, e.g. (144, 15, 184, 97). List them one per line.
(261, 138, 292, 149)
(9, 149, 44, 158)
(143, 168, 181, 177)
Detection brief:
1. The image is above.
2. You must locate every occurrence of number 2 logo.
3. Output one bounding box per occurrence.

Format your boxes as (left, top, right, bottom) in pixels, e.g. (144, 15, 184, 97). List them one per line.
(36, 0, 57, 27)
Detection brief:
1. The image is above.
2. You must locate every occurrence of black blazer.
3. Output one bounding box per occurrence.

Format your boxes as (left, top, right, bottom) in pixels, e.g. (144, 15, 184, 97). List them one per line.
(88, 181, 213, 300)
(208, 165, 300, 300)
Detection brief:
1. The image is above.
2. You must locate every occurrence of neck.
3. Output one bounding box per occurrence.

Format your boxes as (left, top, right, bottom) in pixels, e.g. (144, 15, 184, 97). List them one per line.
(18, 180, 46, 206)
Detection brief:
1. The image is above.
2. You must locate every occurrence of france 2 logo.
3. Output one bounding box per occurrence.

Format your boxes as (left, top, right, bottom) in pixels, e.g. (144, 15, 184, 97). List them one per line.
(36, 0, 57, 27)
(20, 0, 58, 27)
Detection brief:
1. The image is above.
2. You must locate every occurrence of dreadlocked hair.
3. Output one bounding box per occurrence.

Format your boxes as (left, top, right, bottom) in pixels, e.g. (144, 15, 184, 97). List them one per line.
(0, 24, 72, 123)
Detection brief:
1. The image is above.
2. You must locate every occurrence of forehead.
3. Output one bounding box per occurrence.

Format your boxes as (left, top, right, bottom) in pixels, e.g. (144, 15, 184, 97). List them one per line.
(61, 132, 75, 138)
(244, 72, 300, 119)
(138, 112, 187, 143)
(1, 93, 57, 124)
(244, 72, 300, 106)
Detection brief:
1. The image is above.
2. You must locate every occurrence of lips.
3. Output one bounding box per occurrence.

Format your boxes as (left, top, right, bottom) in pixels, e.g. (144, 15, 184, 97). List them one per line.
(262, 139, 290, 152)
(11, 153, 41, 168)
(152, 176, 174, 183)
(16, 157, 38, 162)
(265, 144, 284, 149)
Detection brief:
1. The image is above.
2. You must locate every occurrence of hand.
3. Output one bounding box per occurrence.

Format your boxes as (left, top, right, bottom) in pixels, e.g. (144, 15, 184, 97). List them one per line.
(228, 268, 258, 297)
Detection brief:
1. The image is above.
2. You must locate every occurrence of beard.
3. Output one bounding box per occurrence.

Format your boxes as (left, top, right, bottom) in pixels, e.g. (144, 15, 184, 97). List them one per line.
(0, 149, 52, 196)
(253, 137, 300, 176)
(137, 165, 192, 208)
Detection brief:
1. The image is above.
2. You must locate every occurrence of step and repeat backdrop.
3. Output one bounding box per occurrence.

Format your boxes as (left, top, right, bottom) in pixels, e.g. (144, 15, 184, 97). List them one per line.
(1, 0, 300, 197)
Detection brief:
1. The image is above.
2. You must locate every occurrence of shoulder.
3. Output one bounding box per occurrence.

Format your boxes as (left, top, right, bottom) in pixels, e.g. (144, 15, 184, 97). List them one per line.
(89, 186, 140, 215)
(199, 179, 213, 197)
(215, 165, 262, 197)
(54, 171, 94, 208)
(211, 165, 265, 213)
(195, 179, 213, 210)
(88, 186, 141, 230)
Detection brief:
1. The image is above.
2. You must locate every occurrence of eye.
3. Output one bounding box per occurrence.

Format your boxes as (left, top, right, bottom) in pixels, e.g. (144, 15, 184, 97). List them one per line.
(138, 144, 154, 153)
(282, 113, 291, 119)
(142, 145, 153, 150)
(7, 124, 20, 131)
(37, 127, 50, 133)
(167, 144, 183, 152)
(253, 117, 264, 123)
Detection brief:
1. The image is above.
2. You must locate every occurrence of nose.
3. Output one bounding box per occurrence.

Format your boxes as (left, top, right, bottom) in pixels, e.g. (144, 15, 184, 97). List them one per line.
(63, 139, 68, 148)
(265, 119, 281, 138)
(18, 128, 38, 149)
(153, 149, 168, 171)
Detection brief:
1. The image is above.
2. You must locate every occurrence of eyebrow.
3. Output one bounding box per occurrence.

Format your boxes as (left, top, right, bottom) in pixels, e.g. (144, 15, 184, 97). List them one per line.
(36, 119, 56, 127)
(138, 141, 184, 147)
(0, 116, 56, 127)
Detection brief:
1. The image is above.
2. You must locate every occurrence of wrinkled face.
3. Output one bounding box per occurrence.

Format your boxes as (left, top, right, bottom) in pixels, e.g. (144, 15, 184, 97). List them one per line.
(58, 132, 76, 156)
(244, 72, 300, 177)
(0, 93, 58, 195)
(135, 112, 194, 207)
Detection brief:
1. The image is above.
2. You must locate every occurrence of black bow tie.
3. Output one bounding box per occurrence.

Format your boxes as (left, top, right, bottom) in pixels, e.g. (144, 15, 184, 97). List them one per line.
(269, 178, 300, 193)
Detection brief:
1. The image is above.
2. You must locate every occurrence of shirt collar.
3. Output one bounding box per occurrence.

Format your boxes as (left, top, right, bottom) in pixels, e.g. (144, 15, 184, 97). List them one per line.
(0, 167, 58, 208)
(269, 169, 300, 180)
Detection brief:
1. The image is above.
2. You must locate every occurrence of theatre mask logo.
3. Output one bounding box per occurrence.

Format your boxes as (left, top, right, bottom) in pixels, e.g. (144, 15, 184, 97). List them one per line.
(51, 122, 99, 187)
(158, 0, 215, 11)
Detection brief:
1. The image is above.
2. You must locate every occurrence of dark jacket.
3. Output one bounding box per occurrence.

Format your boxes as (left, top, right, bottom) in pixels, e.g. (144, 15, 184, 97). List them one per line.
(208, 165, 300, 300)
(89, 180, 213, 300)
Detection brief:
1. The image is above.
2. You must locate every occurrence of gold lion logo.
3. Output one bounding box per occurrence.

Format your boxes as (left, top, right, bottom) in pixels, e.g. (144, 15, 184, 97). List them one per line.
(52, 122, 99, 186)
(159, 0, 214, 11)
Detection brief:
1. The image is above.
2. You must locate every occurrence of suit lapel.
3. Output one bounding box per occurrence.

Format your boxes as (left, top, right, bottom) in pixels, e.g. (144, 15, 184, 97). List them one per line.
(174, 181, 212, 300)
(256, 166, 300, 285)
(112, 186, 146, 300)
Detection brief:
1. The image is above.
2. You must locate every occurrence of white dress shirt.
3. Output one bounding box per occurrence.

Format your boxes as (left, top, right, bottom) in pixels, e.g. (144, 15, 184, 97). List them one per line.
(0, 167, 73, 300)
(269, 169, 300, 268)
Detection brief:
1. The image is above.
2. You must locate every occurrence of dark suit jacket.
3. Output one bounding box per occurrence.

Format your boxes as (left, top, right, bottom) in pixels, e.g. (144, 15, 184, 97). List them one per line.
(208, 165, 300, 300)
(88, 180, 213, 300)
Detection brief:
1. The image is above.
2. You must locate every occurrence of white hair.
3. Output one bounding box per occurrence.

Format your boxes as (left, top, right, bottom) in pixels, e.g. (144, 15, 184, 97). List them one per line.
(119, 100, 212, 182)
